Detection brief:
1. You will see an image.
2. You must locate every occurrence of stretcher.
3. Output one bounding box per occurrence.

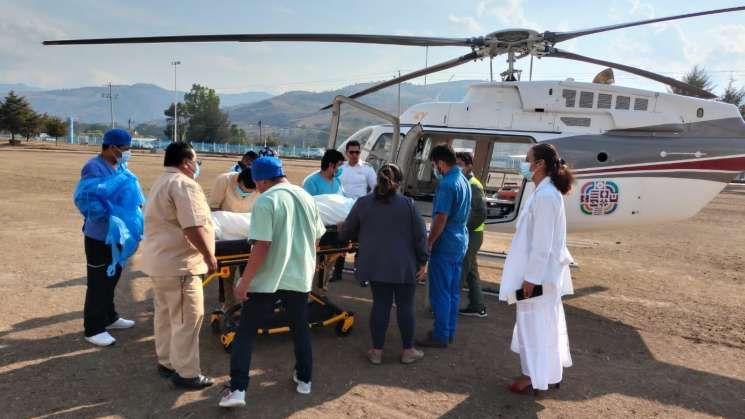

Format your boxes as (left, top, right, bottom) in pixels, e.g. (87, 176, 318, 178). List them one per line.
(202, 227, 357, 352)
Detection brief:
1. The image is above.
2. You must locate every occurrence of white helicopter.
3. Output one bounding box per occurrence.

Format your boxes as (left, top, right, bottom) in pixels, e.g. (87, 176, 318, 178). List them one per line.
(45, 6, 745, 234)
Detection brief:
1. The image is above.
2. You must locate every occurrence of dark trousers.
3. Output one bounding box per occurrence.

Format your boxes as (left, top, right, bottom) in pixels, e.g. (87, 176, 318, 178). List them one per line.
(229, 290, 312, 391)
(461, 231, 485, 310)
(332, 255, 345, 279)
(369, 282, 416, 350)
(83, 236, 122, 337)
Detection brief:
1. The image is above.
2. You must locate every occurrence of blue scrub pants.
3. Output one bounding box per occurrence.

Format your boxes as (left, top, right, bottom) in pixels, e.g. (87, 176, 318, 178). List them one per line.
(428, 252, 465, 342)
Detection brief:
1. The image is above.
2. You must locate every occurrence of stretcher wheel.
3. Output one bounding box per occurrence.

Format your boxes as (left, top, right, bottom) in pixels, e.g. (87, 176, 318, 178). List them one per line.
(334, 317, 354, 337)
(210, 310, 224, 334)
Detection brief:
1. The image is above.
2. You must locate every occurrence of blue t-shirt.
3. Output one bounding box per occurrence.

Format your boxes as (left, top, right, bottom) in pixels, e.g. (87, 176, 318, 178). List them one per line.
(431, 166, 471, 257)
(80, 156, 116, 240)
(303, 171, 343, 196)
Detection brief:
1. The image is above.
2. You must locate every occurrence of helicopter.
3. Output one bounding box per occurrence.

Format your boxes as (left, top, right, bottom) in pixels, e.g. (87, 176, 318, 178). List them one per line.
(44, 6, 745, 233)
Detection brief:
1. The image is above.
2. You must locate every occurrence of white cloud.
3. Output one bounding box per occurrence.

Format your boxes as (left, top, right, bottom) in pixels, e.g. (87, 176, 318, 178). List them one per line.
(712, 24, 745, 54)
(476, 0, 540, 30)
(447, 15, 484, 34)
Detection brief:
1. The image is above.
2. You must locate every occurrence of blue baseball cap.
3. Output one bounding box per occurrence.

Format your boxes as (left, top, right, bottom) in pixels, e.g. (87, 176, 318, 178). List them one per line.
(102, 128, 132, 147)
(251, 156, 285, 181)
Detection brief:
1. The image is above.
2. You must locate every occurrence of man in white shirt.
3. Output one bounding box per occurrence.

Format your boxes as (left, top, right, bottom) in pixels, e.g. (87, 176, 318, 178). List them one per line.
(337, 140, 377, 286)
(339, 140, 377, 199)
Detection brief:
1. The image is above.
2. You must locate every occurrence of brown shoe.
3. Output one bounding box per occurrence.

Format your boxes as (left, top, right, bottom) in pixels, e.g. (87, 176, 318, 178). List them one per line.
(401, 348, 424, 364)
(415, 336, 447, 348)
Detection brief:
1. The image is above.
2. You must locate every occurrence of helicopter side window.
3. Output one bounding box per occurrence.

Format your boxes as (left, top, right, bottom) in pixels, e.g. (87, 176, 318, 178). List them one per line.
(562, 89, 577, 107)
(616, 95, 630, 110)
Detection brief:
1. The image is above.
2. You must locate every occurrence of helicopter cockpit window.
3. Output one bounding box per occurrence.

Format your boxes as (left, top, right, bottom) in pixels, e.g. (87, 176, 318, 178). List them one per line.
(366, 133, 403, 172)
(404, 132, 532, 225)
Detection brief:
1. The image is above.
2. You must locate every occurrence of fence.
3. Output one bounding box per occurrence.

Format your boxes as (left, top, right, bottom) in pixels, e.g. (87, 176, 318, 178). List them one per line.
(67, 135, 326, 159)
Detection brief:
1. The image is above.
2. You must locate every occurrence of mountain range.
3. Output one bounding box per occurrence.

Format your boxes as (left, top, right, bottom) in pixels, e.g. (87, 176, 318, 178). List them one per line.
(0, 79, 485, 145)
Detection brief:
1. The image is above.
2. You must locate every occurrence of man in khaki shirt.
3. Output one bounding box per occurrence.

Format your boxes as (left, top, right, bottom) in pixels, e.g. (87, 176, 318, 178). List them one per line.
(209, 168, 258, 213)
(141, 142, 217, 390)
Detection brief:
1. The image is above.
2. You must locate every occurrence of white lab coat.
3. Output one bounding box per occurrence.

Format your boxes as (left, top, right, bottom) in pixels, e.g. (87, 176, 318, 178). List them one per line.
(500, 177, 574, 390)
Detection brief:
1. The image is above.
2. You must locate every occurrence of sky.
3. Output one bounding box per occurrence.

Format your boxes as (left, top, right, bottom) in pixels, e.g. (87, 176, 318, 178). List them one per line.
(2, 0, 745, 96)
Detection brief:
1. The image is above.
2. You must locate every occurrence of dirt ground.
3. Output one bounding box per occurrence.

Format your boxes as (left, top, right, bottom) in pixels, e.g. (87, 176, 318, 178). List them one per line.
(0, 143, 744, 419)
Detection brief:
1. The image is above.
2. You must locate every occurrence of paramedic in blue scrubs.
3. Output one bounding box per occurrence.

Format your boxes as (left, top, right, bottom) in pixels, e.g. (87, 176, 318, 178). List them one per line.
(416, 144, 471, 348)
(79, 128, 136, 347)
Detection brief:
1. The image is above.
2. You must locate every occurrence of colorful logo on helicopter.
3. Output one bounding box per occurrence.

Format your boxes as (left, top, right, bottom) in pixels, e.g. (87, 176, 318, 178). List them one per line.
(580, 180, 620, 215)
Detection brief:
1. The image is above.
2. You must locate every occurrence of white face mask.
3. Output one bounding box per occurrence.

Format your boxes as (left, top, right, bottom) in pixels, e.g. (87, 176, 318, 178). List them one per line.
(120, 150, 132, 164)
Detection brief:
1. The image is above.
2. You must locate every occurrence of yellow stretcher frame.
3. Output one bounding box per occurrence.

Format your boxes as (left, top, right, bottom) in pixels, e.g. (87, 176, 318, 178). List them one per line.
(202, 237, 358, 352)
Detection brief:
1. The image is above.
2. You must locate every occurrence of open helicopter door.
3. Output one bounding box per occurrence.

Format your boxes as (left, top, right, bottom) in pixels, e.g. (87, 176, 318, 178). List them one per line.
(400, 127, 536, 233)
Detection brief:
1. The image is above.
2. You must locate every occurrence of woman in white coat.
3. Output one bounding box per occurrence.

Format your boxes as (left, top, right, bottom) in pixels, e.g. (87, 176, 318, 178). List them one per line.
(500, 143, 575, 395)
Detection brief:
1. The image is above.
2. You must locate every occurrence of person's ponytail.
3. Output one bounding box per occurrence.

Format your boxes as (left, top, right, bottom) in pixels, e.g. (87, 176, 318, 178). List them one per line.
(374, 164, 403, 201)
(532, 144, 574, 195)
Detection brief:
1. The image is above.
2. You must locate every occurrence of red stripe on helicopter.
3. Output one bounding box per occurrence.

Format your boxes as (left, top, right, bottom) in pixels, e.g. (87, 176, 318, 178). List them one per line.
(574, 155, 745, 175)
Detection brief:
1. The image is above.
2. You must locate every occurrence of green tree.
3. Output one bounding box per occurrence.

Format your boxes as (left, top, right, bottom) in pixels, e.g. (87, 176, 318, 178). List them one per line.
(720, 77, 745, 118)
(182, 84, 231, 143)
(229, 124, 248, 145)
(163, 102, 188, 141)
(0, 91, 35, 142)
(673, 65, 715, 98)
(44, 115, 68, 145)
(20, 110, 42, 141)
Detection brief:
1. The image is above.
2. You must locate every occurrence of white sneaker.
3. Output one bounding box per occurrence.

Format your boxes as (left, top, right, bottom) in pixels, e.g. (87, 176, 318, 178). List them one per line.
(85, 331, 116, 347)
(218, 388, 246, 408)
(293, 372, 311, 395)
(108, 318, 135, 330)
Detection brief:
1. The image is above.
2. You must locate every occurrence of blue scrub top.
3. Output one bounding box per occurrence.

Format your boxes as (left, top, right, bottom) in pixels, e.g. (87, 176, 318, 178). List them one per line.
(431, 165, 471, 257)
(303, 171, 343, 196)
(80, 156, 116, 241)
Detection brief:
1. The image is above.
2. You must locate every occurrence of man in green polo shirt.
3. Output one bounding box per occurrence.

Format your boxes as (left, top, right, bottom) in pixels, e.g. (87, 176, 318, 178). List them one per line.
(220, 156, 326, 408)
(456, 152, 488, 318)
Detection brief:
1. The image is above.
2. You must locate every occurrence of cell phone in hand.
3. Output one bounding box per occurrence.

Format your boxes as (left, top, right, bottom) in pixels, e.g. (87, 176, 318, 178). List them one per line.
(515, 285, 543, 301)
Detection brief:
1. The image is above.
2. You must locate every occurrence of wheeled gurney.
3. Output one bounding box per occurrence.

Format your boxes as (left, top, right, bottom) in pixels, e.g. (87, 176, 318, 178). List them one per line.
(202, 227, 357, 352)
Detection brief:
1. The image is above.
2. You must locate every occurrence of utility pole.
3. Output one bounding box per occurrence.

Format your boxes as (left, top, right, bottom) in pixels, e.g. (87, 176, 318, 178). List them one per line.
(490, 58, 494, 82)
(424, 46, 429, 86)
(259, 120, 264, 147)
(397, 70, 401, 116)
(171, 60, 181, 142)
(102, 83, 118, 128)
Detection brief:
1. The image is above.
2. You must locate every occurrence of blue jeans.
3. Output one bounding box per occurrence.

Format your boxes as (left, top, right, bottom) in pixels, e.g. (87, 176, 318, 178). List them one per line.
(428, 252, 464, 342)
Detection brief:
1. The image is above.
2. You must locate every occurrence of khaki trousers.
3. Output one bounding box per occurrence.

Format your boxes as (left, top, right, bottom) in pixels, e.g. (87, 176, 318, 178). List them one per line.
(151, 275, 204, 378)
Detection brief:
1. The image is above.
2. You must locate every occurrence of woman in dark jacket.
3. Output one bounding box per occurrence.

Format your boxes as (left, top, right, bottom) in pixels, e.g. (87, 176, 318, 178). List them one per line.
(339, 163, 429, 364)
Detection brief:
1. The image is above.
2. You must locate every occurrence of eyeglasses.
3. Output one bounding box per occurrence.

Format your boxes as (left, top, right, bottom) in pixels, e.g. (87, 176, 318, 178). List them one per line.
(347, 150, 361, 155)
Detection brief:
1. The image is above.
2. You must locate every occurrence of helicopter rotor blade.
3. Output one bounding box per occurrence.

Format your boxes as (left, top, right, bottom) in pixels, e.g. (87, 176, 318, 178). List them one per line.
(544, 6, 745, 44)
(320, 51, 481, 110)
(545, 49, 717, 99)
(44, 33, 479, 47)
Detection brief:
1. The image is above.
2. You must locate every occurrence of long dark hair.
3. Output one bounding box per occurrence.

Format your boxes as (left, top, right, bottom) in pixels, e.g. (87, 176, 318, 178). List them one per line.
(531, 143, 574, 195)
(374, 163, 403, 201)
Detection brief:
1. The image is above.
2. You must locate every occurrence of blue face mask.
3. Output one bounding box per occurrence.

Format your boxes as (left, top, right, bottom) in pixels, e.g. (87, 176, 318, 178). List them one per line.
(334, 166, 343, 178)
(432, 166, 443, 180)
(193, 161, 201, 179)
(519, 161, 534, 181)
(235, 184, 254, 198)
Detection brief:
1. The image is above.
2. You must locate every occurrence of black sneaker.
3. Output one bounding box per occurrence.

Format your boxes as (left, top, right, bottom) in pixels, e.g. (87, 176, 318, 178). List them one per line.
(359, 280, 369, 287)
(171, 374, 215, 390)
(158, 364, 175, 379)
(459, 307, 487, 318)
